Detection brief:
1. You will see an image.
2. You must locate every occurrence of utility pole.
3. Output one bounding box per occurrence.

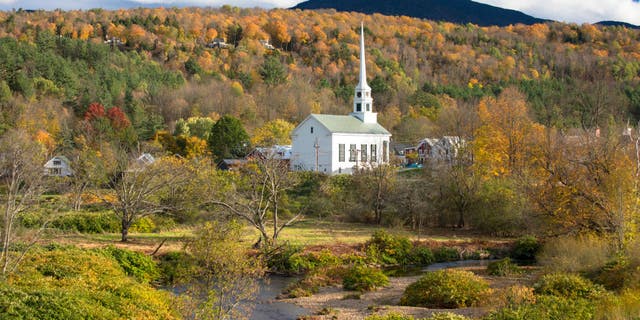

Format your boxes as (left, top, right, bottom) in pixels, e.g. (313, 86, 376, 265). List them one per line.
(314, 138, 319, 172)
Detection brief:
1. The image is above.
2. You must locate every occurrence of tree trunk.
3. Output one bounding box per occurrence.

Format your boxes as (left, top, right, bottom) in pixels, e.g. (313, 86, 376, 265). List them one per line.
(121, 217, 131, 242)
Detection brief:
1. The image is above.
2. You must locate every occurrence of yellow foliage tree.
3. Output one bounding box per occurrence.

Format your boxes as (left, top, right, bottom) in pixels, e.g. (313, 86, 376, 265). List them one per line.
(251, 119, 294, 147)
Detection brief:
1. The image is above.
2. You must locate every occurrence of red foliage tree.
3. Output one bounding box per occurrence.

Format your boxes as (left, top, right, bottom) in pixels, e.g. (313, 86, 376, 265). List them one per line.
(107, 106, 131, 130)
(84, 102, 106, 121)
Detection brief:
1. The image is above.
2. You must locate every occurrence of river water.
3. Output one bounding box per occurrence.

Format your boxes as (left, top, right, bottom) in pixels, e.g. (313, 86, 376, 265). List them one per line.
(248, 259, 495, 319)
(249, 276, 309, 320)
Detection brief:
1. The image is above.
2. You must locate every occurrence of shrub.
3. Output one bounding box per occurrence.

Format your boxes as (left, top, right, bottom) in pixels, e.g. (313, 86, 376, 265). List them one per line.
(343, 266, 389, 292)
(594, 288, 640, 320)
(538, 235, 612, 274)
(592, 255, 640, 291)
(2, 247, 177, 319)
(534, 273, 604, 299)
(433, 247, 460, 262)
(365, 230, 413, 265)
(365, 313, 414, 320)
(484, 295, 595, 320)
(427, 313, 470, 320)
(400, 269, 490, 308)
(98, 246, 160, 283)
(408, 246, 435, 266)
(288, 249, 342, 273)
(129, 216, 155, 233)
(50, 211, 120, 233)
(510, 236, 540, 261)
(492, 285, 536, 308)
(487, 258, 521, 276)
(264, 243, 302, 274)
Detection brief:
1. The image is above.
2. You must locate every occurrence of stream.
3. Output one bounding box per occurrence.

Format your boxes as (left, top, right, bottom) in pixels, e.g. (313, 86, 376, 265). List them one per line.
(248, 259, 495, 320)
(249, 276, 309, 320)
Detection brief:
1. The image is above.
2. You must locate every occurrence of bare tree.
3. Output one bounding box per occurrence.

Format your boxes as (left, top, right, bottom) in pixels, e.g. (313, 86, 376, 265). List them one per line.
(100, 156, 192, 242)
(211, 153, 300, 246)
(0, 129, 46, 276)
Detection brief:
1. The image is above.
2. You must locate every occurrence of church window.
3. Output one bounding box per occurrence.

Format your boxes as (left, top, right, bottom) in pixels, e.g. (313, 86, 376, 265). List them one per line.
(357, 92, 362, 98)
(349, 144, 357, 162)
(361, 144, 367, 162)
(338, 144, 345, 162)
(356, 103, 362, 112)
(366, 104, 370, 111)
(371, 144, 377, 162)
(383, 141, 388, 162)
(366, 92, 370, 97)
(310, 126, 314, 133)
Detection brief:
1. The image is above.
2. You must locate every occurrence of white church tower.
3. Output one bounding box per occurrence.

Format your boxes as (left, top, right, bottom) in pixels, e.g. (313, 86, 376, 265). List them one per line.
(290, 22, 391, 174)
(351, 22, 377, 124)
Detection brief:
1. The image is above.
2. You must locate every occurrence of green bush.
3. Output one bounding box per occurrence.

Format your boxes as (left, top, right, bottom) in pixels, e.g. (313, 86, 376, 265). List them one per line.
(288, 249, 342, 273)
(1, 247, 177, 319)
(400, 269, 490, 308)
(408, 246, 435, 266)
(534, 273, 604, 299)
(129, 216, 156, 233)
(365, 230, 413, 265)
(264, 243, 302, 274)
(50, 211, 120, 233)
(427, 313, 470, 320)
(343, 266, 389, 292)
(592, 255, 640, 291)
(283, 265, 348, 298)
(97, 246, 160, 284)
(365, 313, 414, 320)
(433, 247, 460, 262)
(484, 295, 595, 320)
(510, 236, 540, 261)
(487, 258, 521, 276)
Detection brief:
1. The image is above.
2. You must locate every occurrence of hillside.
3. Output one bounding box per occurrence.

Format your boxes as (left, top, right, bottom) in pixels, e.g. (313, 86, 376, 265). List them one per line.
(292, 0, 546, 26)
(0, 7, 638, 151)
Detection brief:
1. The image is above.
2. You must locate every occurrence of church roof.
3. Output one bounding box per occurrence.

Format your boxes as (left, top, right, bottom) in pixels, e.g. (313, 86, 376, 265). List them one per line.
(310, 114, 391, 135)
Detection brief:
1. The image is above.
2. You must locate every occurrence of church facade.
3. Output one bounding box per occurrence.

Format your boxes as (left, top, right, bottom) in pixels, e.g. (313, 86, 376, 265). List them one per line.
(290, 24, 391, 175)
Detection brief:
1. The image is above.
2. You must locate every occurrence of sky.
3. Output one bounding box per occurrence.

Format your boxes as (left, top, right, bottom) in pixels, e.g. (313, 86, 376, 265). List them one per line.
(0, 0, 639, 26)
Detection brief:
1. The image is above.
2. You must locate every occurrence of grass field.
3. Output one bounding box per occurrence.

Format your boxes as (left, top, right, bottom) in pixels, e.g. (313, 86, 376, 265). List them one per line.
(46, 217, 511, 254)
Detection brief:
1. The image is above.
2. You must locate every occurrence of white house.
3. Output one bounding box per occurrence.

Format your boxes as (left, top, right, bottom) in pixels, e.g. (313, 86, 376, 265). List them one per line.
(43, 155, 73, 177)
(290, 24, 391, 175)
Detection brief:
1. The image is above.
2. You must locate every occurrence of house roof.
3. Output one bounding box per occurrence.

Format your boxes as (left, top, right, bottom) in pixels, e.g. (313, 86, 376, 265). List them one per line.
(309, 114, 391, 135)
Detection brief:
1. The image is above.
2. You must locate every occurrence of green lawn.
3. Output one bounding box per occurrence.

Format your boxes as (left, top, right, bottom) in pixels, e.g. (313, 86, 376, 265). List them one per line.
(48, 217, 507, 253)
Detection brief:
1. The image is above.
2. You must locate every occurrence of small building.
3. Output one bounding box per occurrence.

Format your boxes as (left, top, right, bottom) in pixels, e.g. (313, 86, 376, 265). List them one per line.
(410, 136, 466, 164)
(136, 153, 156, 166)
(248, 145, 292, 161)
(206, 38, 229, 49)
(290, 23, 391, 175)
(44, 156, 73, 177)
(259, 39, 276, 50)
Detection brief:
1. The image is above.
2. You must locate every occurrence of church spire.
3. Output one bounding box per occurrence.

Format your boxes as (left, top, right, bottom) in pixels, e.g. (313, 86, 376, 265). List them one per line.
(351, 22, 376, 124)
(357, 22, 369, 91)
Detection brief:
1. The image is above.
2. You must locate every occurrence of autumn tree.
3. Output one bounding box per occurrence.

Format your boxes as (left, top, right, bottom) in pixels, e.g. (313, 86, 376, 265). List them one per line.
(350, 164, 397, 225)
(0, 129, 46, 276)
(101, 156, 192, 242)
(473, 87, 544, 177)
(251, 119, 294, 146)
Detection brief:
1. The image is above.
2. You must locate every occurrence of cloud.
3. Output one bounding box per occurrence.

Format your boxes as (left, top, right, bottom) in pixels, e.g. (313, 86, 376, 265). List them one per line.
(475, 0, 640, 25)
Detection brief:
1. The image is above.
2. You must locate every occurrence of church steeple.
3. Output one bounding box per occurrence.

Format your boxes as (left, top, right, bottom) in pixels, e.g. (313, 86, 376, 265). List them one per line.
(351, 22, 377, 124)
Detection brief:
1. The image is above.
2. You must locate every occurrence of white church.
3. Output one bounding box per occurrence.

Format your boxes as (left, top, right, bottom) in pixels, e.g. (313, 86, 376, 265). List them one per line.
(290, 24, 391, 175)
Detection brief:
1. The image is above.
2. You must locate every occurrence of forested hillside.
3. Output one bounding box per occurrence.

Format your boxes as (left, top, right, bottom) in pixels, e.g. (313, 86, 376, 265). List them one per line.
(0, 7, 639, 151)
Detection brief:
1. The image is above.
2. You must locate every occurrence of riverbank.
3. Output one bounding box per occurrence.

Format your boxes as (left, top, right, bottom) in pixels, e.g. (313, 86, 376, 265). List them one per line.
(281, 262, 540, 319)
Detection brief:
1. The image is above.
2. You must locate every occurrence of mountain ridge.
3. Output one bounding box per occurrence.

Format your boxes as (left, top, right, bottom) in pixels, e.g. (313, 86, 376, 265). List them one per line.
(292, 0, 548, 27)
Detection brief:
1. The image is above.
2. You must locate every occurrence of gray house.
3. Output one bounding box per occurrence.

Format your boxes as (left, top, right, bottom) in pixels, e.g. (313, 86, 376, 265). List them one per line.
(43, 156, 73, 177)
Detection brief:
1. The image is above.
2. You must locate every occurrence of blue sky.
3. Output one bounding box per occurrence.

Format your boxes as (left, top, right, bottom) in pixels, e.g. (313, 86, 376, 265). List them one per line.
(1, 0, 639, 25)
